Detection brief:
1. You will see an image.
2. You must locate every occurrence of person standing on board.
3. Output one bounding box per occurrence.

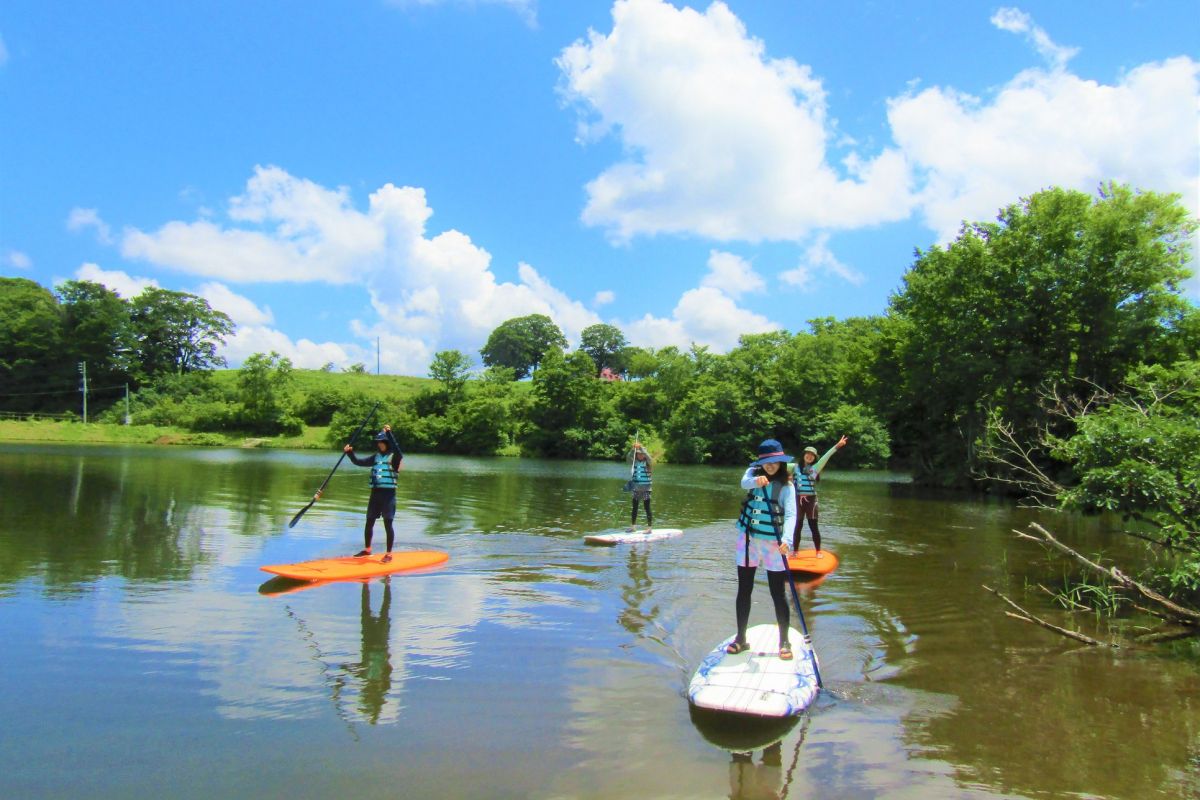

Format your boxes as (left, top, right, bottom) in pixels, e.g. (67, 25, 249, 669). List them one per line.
(791, 435, 849, 555)
(344, 424, 403, 562)
(627, 442, 654, 532)
(728, 439, 798, 660)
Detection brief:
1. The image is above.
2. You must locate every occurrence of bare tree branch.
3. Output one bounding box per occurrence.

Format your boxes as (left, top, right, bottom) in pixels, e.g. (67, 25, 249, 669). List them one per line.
(1022, 522, 1200, 626)
(983, 584, 1116, 647)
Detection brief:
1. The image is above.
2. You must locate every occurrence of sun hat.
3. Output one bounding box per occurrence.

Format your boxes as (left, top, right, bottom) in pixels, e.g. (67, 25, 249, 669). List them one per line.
(749, 439, 794, 467)
(804, 446, 819, 456)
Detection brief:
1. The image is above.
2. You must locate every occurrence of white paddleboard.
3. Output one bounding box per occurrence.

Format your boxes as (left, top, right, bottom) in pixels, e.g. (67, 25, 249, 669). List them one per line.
(583, 528, 684, 546)
(688, 624, 819, 717)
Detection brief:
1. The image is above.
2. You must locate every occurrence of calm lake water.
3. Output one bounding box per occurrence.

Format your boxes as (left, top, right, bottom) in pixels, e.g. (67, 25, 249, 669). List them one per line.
(1, 443, 1196, 799)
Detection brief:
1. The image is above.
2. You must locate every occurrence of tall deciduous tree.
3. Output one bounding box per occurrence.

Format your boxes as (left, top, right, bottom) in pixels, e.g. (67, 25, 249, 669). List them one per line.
(237, 351, 299, 434)
(480, 314, 567, 379)
(129, 288, 234, 379)
(889, 184, 1197, 486)
(0, 278, 65, 408)
(55, 280, 135, 387)
(428, 349, 472, 401)
(579, 323, 628, 374)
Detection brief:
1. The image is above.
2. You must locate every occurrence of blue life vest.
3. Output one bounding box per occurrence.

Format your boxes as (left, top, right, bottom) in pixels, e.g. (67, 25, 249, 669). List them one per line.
(737, 481, 785, 541)
(370, 452, 397, 489)
(794, 465, 818, 495)
(632, 460, 651, 485)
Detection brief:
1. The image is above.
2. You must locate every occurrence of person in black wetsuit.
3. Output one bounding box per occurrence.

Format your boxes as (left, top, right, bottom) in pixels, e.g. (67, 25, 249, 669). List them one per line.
(344, 424, 403, 562)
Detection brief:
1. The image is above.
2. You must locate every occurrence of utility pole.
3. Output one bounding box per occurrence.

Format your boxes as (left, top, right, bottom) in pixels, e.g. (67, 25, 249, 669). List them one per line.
(124, 383, 131, 425)
(376, 337, 381, 375)
(78, 362, 88, 424)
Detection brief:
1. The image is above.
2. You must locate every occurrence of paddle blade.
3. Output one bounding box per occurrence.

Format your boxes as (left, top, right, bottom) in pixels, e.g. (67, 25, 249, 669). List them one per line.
(288, 499, 315, 529)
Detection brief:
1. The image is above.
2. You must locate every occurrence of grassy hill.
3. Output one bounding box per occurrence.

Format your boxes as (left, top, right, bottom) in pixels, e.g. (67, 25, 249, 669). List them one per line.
(209, 368, 436, 403)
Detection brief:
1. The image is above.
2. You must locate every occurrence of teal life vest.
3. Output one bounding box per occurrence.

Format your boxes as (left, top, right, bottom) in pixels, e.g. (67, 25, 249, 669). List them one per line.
(737, 480, 785, 541)
(794, 465, 818, 495)
(370, 452, 397, 489)
(632, 460, 651, 485)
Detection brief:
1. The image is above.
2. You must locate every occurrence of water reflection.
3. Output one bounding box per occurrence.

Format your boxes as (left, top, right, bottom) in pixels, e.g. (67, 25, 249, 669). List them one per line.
(3, 444, 1200, 799)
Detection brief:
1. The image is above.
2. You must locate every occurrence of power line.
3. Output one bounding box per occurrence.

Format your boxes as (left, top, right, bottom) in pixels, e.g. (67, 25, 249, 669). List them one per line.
(0, 383, 131, 398)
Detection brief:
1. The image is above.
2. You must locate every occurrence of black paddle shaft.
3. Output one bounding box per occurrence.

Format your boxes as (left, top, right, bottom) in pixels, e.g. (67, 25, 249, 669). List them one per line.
(288, 401, 381, 528)
(782, 552, 824, 689)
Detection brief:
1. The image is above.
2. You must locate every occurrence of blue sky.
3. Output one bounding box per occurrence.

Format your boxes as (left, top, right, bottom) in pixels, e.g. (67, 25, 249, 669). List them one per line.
(1, 0, 1197, 373)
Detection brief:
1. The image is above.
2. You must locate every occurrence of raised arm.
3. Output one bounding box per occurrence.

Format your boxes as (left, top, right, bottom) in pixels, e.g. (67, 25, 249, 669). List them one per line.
(813, 435, 849, 476)
(344, 446, 375, 467)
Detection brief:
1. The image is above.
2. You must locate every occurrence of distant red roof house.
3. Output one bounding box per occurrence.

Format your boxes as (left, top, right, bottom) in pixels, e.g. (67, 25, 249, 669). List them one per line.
(599, 367, 623, 382)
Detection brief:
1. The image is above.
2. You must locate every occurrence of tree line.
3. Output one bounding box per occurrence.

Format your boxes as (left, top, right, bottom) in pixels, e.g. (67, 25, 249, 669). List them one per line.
(0, 279, 234, 412)
(3, 183, 1196, 488)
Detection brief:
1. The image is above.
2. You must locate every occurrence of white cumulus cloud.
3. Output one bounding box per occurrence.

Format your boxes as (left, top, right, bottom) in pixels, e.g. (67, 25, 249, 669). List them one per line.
(556, 0, 913, 243)
(74, 263, 159, 298)
(67, 208, 114, 244)
(557, 1, 1197, 254)
(700, 250, 764, 298)
(4, 249, 31, 270)
(620, 249, 779, 351)
(120, 166, 601, 369)
(196, 282, 273, 327)
(990, 7, 1079, 70)
(222, 326, 365, 371)
(593, 289, 616, 306)
(781, 233, 863, 289)
(890, 55, 1200, 241)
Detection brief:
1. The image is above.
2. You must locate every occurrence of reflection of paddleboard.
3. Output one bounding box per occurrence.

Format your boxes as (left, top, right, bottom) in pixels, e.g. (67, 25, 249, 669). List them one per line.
(787, 549, 838, 577)
(689, 704, 799, 751)
(261, 550, 448, 582)
(688, 624, 819, 717)
(584, 528, 683, 546)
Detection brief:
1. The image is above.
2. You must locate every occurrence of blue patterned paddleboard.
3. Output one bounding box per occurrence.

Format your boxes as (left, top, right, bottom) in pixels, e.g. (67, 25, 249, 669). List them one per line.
(688, 624, 819, 717)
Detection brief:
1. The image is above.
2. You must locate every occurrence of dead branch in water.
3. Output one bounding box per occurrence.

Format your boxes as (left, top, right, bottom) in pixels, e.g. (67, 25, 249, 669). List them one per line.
(982, 584, 1117, 647)
(1017, 522, 1200, 627)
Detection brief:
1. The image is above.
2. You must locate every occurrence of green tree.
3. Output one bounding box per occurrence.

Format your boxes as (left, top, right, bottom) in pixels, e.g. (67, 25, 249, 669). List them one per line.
(428, 349, 472, 401)
(129, 288, 234, 379)
(525, 349, 621, 457)
(343, 363, 368, 374)
(890, 184, 1197, 486)
(0, 277, 65, 409)
(55, 280, 135, 388)
(480, 314, 568, 379)
(236, 351, 301, 434)
(579, 323, 628, 374)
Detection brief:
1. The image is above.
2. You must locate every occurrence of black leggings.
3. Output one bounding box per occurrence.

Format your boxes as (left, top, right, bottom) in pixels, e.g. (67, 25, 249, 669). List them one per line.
(365, 516, 395, 552)
(735, 566, 790, 645)
(792, 518, 821, 552)
(631, 495, 652, 526)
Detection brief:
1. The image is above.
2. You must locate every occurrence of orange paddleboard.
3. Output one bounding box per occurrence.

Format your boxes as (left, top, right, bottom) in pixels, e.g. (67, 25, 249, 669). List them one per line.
(786, 549, 838, 576)
(261, 550, 448, 582)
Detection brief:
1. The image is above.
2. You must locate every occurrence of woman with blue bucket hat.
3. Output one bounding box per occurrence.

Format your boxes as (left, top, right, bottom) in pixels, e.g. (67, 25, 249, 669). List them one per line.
(727, 439, 799, 659)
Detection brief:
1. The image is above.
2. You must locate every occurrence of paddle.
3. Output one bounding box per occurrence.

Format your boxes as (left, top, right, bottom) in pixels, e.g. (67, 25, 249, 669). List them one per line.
(288, 401, 380, 528)
(781, 550, 823, 689)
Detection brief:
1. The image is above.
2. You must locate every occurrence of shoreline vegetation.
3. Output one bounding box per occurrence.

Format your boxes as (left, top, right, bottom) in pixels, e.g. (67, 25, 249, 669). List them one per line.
(4, 184, 1199, 617)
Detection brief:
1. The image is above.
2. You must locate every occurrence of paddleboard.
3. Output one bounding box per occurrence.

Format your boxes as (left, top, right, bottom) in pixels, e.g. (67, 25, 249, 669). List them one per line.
(260, 550, 448, 582)
(787, 549, 838, 577)
(584, 528, 683, 546)
(688, 624, 819, 717)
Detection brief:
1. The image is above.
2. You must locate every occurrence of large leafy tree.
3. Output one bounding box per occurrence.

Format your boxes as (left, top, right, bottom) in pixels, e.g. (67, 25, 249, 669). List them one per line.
(480, 314, 567, 379)
(55, 280, 135, 388)
(0, 277, 65, 408)
(129, 288, 234, 379)
(890, 184, 1197, 486)
(428, 349, 472, 401)
(237, 351, 300, 434)
(579, 323, 628, 374)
